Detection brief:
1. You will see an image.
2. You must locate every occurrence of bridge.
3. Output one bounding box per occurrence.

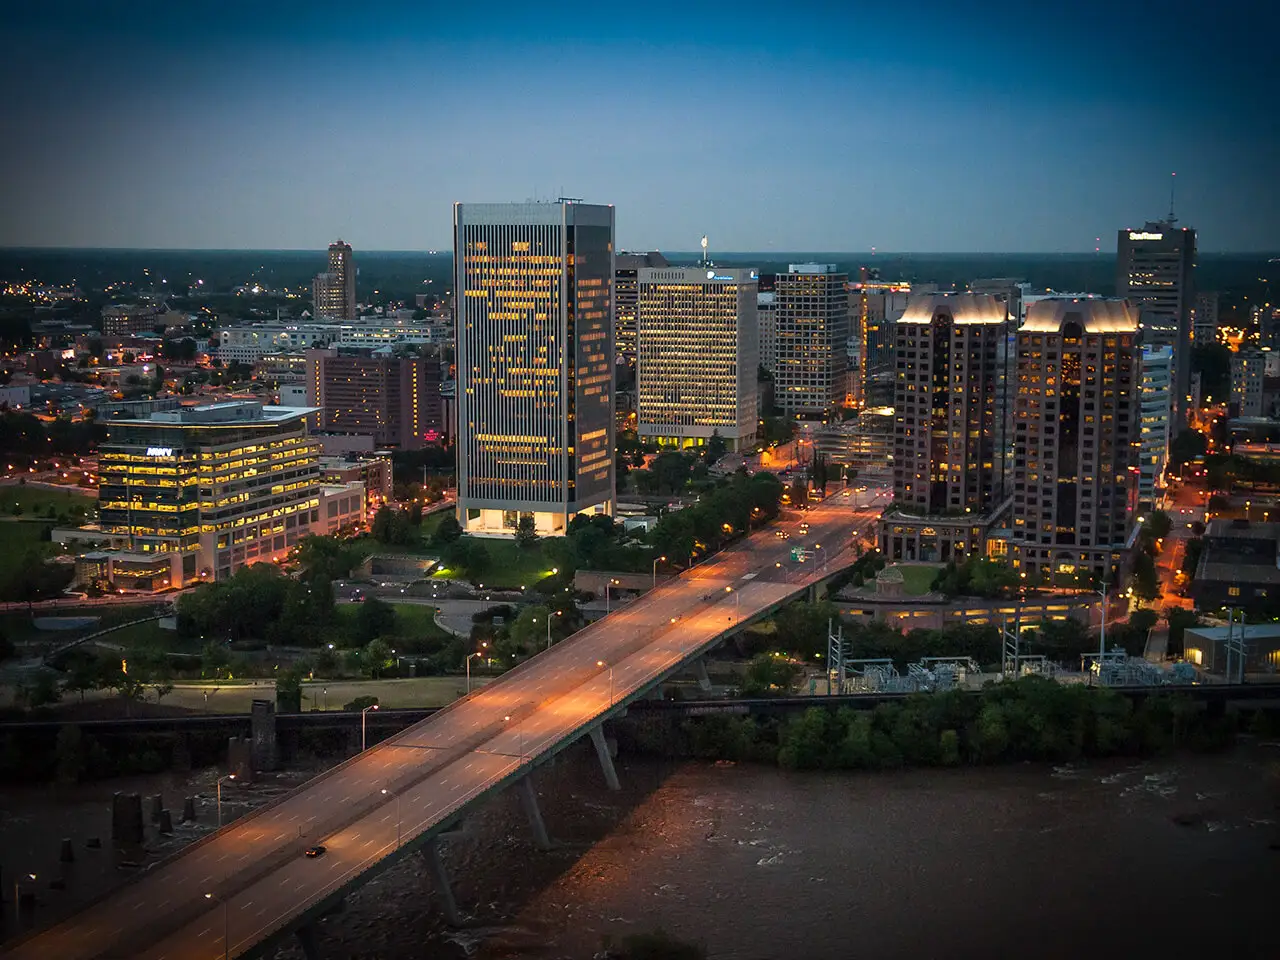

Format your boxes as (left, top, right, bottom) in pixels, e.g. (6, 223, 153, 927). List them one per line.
(1, 490, 884, 960)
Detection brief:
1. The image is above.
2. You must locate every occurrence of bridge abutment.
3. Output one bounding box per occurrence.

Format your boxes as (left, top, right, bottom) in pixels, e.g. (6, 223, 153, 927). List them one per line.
(421, 836, 463, 926)
(518, 776, 552, 850)
(588, 724, 621, 791)
(693, 657, 712, 692)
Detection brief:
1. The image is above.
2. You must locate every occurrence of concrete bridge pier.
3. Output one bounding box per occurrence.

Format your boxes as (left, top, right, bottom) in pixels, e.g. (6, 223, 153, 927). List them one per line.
(588, 724, 620, 791)
(420, 836, 462, 926)
(692, 657, 712, 692)
(295, 922, 322, 960)
(518, 776, 552, 850)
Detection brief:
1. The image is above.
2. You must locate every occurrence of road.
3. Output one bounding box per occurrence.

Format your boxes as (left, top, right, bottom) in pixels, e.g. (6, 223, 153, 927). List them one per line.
(3, 487, 885, 960)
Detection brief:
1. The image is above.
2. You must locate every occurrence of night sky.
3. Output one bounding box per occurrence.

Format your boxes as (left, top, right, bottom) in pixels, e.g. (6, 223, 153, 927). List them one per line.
(2, 0, 1276, 252)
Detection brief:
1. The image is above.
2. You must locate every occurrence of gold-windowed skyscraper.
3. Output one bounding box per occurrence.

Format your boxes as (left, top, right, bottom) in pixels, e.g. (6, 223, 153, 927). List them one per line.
(453, 201, 615, 537)
(636, 266, 759, 451)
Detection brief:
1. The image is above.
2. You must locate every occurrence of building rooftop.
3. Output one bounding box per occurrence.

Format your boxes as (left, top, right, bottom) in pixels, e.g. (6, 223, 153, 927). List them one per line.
(1021, 297, 1137, 334)
(116, 400, 320, 425)
(897, 293, 1006, 326)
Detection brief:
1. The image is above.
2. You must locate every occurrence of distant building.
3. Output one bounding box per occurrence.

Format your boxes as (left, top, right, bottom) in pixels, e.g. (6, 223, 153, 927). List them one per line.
(1139, 344, 1173, 503)
(453, 201, 615, 537)
(95, 400, 322, 589)
(319, 454, 394, 512)
(304, 345, 444, 449)
(614, 251, 668, 365)
(1193, 291, 1220, 344)
(851, 275, 917, 408)
(879, 294, 1013, 563)
(101, 303, 172, 337)
(636, 266, 759, 452)
(1013, 298, 1141, 586)
(1190, 519, 1280, 617)
(313, 240, 357, 321)
(774, 264, 850, 416)
(757, 291, 777, 374)
(1231, 348, 1270, 418)
(0, 384, 31, 409)
(815, 406, 894, 478)
(1116, 220, 1196, 423)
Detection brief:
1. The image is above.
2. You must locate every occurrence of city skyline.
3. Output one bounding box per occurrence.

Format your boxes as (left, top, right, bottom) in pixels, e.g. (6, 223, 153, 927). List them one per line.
(2, 1, 1277, 253)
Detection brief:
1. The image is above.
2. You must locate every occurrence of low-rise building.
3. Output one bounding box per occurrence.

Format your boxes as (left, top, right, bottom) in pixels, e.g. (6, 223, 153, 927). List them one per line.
(1191, 518, 1280, 613)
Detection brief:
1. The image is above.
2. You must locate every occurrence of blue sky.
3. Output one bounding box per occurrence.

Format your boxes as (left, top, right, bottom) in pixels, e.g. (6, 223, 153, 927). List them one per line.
(2, 0, 1276, 251)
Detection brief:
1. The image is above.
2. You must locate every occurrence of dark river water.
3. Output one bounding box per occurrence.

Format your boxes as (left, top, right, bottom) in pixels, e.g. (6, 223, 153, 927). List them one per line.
(476, 748, 1279, 960)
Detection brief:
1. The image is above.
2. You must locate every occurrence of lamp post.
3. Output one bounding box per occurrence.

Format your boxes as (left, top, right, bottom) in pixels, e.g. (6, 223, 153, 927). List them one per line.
(596, 660, 614, 707)
(361, 703, 379, 751)
(652, 555, 666, 588)
(1094, 578, 1110, 681)
(605, 578, 620, 614)
(465, 649, 485, 692)
(13, 873, 35, 926)
(204, 892, 228, 960)
(216, 774, 236, 827)
(542, 610, 563, 650)
(814, 542, 826, 572)
(380, 787, 401, 848)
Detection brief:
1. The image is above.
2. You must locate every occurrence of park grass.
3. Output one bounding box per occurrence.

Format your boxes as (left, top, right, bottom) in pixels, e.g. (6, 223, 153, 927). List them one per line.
(0, 521, 60, 586)
(432, 536, 558, 590)
(897, 564, 941, 596)
(330, 602, 455, 650)
(0, 485, 96, 516)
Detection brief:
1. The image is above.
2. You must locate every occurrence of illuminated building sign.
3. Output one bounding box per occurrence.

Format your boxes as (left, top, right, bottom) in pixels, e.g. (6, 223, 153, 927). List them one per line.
(1128, 231, 1163, 241)
(146, 447, 174, 457)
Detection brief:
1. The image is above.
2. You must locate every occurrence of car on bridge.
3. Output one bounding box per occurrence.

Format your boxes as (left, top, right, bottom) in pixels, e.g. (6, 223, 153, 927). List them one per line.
(304, 845, 327, 859)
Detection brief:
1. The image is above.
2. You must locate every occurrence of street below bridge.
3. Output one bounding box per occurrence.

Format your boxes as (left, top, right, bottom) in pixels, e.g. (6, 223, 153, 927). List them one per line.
(2, 486, 884, 960)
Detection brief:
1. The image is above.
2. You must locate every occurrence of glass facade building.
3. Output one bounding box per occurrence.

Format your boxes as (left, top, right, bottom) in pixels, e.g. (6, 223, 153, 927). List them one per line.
(774, 264, 849, 416)
(635, 266, 759, 451)
(453, 201, 615, 537)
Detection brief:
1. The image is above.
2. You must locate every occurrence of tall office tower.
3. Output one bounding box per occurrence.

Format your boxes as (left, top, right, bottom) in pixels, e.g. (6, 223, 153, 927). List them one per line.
(614, 251, 669, 365)
(97, 400, 321, 588)
(1192, 291, 1220, 345)
(313, 240, 357, 321)
(852, 276, 918, 407)
(1229, 348, 1270, 418)
(453, 201, 615, 537)
(878, 294, 1013, 563)
(1139, 345, 1173, 504)
(757, 292, 777, 374)
(304, 345, 443, 449)
(1116, 220, 1196, 423)
(636, 266, 759, 452)
(1013, 299, 1141, 586)
(774, 263, 850, 416)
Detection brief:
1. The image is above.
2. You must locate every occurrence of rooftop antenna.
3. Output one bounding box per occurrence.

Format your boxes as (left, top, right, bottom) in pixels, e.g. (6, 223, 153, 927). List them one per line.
(701, 235, 709, 266)
(1167, 171, 1178, 224)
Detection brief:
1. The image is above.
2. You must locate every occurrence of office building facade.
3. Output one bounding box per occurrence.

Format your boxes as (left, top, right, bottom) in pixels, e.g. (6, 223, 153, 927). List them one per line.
(614, 251, 668, 365)
(305, 345, 443, 449)
(757, 291, 777, 374)
(774, 264, 849, 416)
(1116, 221, 1196, 422)
(1193, 291, 1220, 345)
(636, 266, 759, 451)
(96, 401, 322, 589)
(1139, 345, 1173, 503)
(453, 201, 615, 537)
(1013, 299, 1141, 585)
(879, 294, 1013, 562)
(313, 240, 357, 321)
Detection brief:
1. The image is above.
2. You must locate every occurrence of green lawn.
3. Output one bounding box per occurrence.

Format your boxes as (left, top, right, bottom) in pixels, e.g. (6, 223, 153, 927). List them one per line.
(0, 521, 64, 591)
(330, 602, 455, 652)
(0, 485, 96, 517)
(896, 564, 941, 596)
(433, 536, 559, 590)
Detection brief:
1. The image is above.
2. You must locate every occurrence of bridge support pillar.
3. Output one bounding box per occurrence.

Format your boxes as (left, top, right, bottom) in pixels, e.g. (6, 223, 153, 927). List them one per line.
(421, 837, 462, 926)
(518, 776, 552, 851)
(693, 657, 712, 692)
(589, 724, 621, 791)
(295, 922, 322, 960)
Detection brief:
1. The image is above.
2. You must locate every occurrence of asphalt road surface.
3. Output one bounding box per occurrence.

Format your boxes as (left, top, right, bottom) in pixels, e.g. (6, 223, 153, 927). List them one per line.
(2, 487, 885, 960)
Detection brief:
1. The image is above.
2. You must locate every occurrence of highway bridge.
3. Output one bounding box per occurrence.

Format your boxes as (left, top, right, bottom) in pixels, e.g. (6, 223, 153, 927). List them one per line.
(2, 490, 884, 960)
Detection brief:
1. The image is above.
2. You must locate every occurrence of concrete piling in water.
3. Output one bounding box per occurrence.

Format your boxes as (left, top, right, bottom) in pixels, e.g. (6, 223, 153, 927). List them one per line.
(60, 838, 74, 863)
(158, 810, 173, 835)
(182, 797, 196, 822)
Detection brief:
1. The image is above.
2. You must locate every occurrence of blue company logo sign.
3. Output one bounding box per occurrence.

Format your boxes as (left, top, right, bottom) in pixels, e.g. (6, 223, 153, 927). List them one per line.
(706, 270, 738, 281)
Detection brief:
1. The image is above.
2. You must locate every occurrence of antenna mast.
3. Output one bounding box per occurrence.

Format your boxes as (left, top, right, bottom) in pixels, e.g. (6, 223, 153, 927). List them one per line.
(700, 235, 709, 266)
(1167, 172, 1177, 224)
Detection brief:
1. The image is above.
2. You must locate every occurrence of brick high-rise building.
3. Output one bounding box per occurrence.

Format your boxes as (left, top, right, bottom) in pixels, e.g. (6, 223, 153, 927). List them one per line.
(879, 294, 1013, 563)
(313, 240, 357, 321)
(305, 346, 443, 449)
(1013, 298, 1141, 586)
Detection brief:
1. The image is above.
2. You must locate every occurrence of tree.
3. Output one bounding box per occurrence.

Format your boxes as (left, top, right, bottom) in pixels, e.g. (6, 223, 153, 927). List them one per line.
(354, 596, 398, 643)
(704, 430, 727, 464)
(364, 638, 393, 678)
(201, 640, 231, 678)
(788, 477, 808, 507)
(294, 535, 361, 582)
(409, 500, 423, 525)
(1164, 607, 1201, 658)
(515, 514, 539, 550)
(435, 513, 463, 544)
(741, 653, 801, 696)
(55, 724, 84, 784)
(1130, 553, 1160, 604)
(653, 452, 694, 494)
(1169, 429, 1207, 470)
(812, 453, 829, 494)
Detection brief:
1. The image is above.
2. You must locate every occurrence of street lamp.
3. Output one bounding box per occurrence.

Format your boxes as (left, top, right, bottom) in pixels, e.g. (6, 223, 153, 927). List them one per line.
(204, 892, 228, 960)
(13, 873, 35, 926)
(596, 660, 614, 707)
(323, 687, 328, 711)
(465, 644, 487, 693)
(652, 555, 667, 588)
(217, 774, 236, 827)
(814, 542, 826, 571)
(539, 610, 563, 650)
(605, 578, 620, 614)
(380, 787, 401, 848)
(361, 704, 379, 751)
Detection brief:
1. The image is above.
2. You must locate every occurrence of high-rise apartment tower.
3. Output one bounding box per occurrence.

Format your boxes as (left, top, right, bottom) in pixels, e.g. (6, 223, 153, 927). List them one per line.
(313, 240, 357, 321)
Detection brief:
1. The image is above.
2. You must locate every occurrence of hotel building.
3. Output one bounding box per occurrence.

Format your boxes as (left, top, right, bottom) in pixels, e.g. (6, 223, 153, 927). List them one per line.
(453, 201, 615, 537)
(636, 266, 759, 451)
(879, 294, 1013, 563)
(304, 345, 444, 449)
(1012, 298, 1141, 585)
(95, 400, 323, 589)
(774, 264, 850, 416)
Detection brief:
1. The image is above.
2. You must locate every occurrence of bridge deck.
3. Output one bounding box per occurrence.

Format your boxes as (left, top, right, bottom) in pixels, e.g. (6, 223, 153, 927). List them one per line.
(2, 491, 883, 960)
